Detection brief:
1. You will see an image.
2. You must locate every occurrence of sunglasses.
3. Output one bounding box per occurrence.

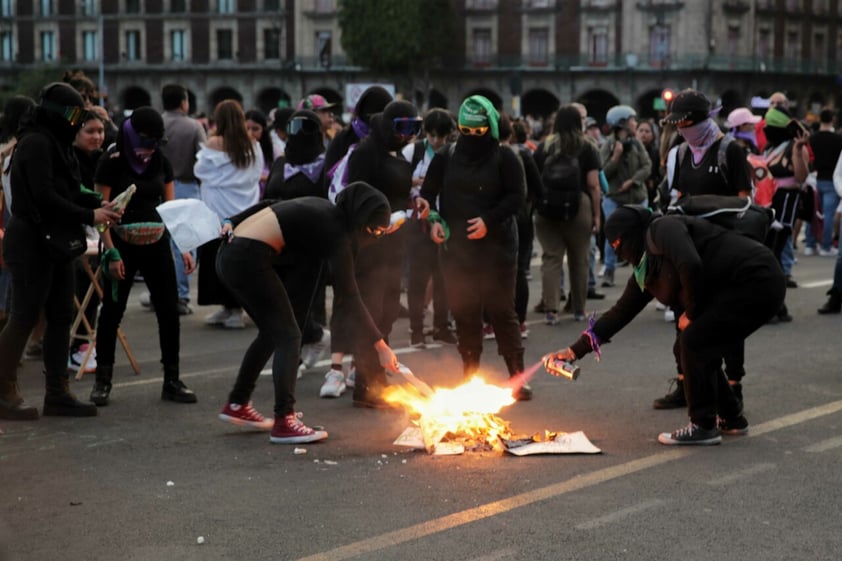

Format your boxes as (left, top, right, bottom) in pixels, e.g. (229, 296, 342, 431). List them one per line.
(137, 134, 165, 149)
(43, 101, 88, 127)
(287, 117, 320, 136)
(365, 225, 388, 238)
(393, 117, 422, 137)
(458, 124, 489, 136)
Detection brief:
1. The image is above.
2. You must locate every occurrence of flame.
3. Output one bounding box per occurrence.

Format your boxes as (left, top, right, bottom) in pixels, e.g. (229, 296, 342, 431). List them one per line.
(383, 375, 517, 452)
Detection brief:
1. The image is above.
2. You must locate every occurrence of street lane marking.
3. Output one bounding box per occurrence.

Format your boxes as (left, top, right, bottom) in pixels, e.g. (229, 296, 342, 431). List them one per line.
(800, 280, 832, 289)
(803, 435, 842, 453)
(574, 499, 666, 530)
(295, 398, 842, 561)
(706, 463, 776, 486)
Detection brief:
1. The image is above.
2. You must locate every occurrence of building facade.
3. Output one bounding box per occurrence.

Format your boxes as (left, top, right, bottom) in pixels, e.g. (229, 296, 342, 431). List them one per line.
(1, 0, 841, 124)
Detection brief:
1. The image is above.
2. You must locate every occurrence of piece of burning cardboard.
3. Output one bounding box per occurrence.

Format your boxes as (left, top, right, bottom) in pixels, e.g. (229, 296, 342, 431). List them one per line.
(394, 427, 601, 456)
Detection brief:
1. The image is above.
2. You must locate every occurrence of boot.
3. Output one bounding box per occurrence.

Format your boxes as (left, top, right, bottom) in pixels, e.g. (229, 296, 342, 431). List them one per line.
(653, 377, 686, 410)
(0, 378, 39, 420)
(43, 372, 97, 417)
(461, 350, 480, 379)
(818, 289, 842, 314)
(89, 365, 113, 406)
(504, 353, 532, 401)
(161, 364, 197, 403)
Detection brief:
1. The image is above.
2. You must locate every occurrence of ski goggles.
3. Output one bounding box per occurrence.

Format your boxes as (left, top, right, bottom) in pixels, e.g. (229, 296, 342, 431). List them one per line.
(287, 117, 321, 136)
(137, 134, 166, 149)
(365, 225, 388, 238)
(393, 117, 422, 137)
(42, 102, 89, 127)
(458, 124, 489, 136)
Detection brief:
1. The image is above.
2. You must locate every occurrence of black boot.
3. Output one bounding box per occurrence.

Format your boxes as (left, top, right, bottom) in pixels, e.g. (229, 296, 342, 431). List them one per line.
(89, 365, 113, 406)
(0, 378, 39, 420)
(161, 364, 197, 403)
(818, 289, 842, 314)
(504, 353, 532, 401)
(43, 372, 97, 417)
(653, 377, 686, 409)
(462, 350, 480, 379)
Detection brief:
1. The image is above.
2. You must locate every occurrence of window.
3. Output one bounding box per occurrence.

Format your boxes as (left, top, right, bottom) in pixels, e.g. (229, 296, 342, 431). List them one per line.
(1, 31, 12, 61)
(588, 26, 608, 65)
(218, 0, 235, 13)
(316, 30, 332, 67)
(126, 0, 141, 13)
(1, 0, 12, 17)
(785, 30, 799, 60)
(528, 27, 549, 65)
(473, 28, 492, 65)
(727, 25, 739, 59)
(264, 0, 281, 10)
(813, 33, 826, 67)
(814, 0, 828, 12)
(756, 0, 773, 8)
(40, 0, 53, 16)
(125, 30, 141, 61)
(649, 25, 670, 67)
(171, 0, 187, 12)
(757, 28, 771, 59)
(314, 0, 334, 12)
(785, 0, 800, 10)
(264, 27, 281, 59)
(83, 31, 98, 61)
(217, 28, 233, 59)
(80, 0, 97, 16)
(41, 31, 56, 61)
(171, 29, 187, 61)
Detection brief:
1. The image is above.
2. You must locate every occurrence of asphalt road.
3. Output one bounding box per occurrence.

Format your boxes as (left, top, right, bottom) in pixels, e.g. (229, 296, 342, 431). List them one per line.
(1, 249, 841, 561)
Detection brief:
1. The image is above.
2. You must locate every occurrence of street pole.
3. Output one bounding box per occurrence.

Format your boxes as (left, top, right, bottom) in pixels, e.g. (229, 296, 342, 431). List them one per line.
(98, 13, 105, 107)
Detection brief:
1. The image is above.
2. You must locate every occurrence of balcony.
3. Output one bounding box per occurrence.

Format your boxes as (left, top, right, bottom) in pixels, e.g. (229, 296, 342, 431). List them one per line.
(581, 0, 619, 12)
(722, 0, 750, 15)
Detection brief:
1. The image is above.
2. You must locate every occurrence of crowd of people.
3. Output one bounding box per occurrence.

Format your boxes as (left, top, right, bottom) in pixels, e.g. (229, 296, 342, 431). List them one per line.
(0, 70, 840, 447)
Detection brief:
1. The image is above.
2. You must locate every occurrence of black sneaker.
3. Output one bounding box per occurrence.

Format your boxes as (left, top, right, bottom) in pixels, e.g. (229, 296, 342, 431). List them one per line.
(410, 331, 426, 348)
(432, 328, 457, 345)
(658, 422, 721, 445)
(718, 415, 749, 436)
(653, 378, 686, 409)
(176, 299, 193, 316)
(587, 288, 606, 300)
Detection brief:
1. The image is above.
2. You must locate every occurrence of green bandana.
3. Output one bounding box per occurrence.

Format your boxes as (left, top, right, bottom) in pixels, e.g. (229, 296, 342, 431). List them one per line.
(764, 107, 791, 129)
(633, 252, 648, 291)
(458, 95, 499, 139)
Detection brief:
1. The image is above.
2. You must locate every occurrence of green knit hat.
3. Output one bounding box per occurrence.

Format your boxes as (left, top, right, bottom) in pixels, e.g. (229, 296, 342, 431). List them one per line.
(458, 95, 499, 139)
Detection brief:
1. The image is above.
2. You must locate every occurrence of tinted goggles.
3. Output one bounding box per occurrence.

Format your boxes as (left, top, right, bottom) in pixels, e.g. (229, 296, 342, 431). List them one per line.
(137, 134, 165, 149)
(458, 124, 489, 136)
(365, 225, 388, 238)
(287, 117, 320, 136)
(43, 101, 89, 127)
(393, 117, 422, 137)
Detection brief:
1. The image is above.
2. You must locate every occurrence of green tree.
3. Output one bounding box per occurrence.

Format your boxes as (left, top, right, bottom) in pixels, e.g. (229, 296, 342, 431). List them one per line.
(337, 0, 456, 104)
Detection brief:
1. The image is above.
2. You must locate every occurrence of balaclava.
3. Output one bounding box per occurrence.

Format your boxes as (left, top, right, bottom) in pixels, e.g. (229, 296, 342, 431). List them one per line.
(119, 107, 164, 175)
(604, 205, 655, 267)
(375, 100, 420, 151)
(285, 110, 324, 166)
(334, 181, 391, 236)
(763, 106, 795, 147)
(457, 95, 500, 159)
(36, 82, 87, 147)
(351, 86, 393, 140)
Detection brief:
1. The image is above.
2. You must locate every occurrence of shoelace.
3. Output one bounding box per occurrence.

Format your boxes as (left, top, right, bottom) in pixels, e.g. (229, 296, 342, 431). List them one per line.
(673, 422, 698, 438)
(287, 415, 312, 434)
(241, 403, 264, 421)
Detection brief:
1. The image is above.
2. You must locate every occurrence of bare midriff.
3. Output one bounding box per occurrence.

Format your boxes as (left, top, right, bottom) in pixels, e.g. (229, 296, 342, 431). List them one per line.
(232, 206, 284, 253)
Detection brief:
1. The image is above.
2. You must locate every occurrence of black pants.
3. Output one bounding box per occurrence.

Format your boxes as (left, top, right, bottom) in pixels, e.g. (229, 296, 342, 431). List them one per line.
(440, 238, 523, 366)
(198, 237, 240, 308)
(274, 254, 325, 345)
(217, 237, 299, 416)
(352, 229, 406, 398)
(671, 306, 745, 382)
(97, 234, 180, 367)
(0, 217, 75, 382)
(680, 263, 785, 428)
(406, 221, 449, 335)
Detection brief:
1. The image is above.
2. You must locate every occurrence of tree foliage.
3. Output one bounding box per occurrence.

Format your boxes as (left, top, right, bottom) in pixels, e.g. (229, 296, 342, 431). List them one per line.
(338, 0, 455, 75)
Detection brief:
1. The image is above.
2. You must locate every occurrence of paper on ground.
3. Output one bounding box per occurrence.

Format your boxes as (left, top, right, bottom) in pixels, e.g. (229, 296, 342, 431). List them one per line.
(156, 199, 221, 253)
(503, 431, 601, 456)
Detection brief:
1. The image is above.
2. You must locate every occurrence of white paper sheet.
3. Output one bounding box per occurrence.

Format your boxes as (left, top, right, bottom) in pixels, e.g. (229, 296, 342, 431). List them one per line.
(156, 199, 221, 253)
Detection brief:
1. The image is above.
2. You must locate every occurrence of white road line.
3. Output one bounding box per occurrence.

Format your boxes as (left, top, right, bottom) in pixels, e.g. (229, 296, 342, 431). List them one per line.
(574, 499, 666, 530)
(803, 435, 842, 453)
(706, 463, 776, 486)
(800, 280, 833, 289)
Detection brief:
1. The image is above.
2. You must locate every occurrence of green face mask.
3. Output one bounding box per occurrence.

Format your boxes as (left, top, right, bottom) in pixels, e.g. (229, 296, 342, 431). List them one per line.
(633, 252, 648, 291)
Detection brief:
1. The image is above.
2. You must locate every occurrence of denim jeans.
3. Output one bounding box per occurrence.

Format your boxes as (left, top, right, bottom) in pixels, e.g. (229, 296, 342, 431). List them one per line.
(817, 179, 840, 251)
(602, 197, 620, 273)
(171, 180, 201, 301)
(781, 234, 794, 276)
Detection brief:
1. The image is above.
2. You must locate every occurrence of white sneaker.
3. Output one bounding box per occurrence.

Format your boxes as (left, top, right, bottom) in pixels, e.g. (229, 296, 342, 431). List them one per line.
(597, 265, 606, 278)
(223, 311, 245, 329)
(803, 246, 816, 256)
(655, 302, 666, 311)
(301, 329, 330, 369)
(346, 366, 356, 389)
(319, 369, 347, 398)
(664, 308, 675, 323)
(819, 247, 838, 257)
(68, 343, 97, 374)
(205, 307, 231, 325)
(139, 291, 152, 308)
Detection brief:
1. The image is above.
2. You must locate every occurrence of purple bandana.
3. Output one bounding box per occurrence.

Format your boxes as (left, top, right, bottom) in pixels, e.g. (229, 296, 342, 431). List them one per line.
(681, 119, 721, 165)
(284, 154, 325, 184)
(351, 117, 369, 140)
(122, 118, 153, 175)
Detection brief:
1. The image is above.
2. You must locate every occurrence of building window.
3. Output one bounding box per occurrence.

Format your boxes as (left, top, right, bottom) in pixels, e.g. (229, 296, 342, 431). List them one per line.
(171, 29, 187, 61)
(473, 28, 492, 65)
(649, 25, 670, 67)
(1, 0, 13, 17)
(316, 30, 332, 67)
(264, 27, 281, 59)
(588, 26, 608, 65)
(80, 0, 97, 16)
(757, 28, 771, 59)
(813, 32, 826, 67)
(785, 30, 799, 60)
(217, 28, 233, 59)
(171, 0, 187, 12)
(125, 0, 141, 13)
(264, 0, 281, 10)
(40, 0, 53, 16)
(40, 31, 56, 61)
(727, 25, 739, 60)
(785, 0, 800, 10)
(83, 30, 98, 61)
(218, 0, 235, 13)
(314, 0, 334, 12)
(468, 0, 497, 8)
(528, 27, 549, 65)
(1, 31, 13, 61)
(814, 0, 828, 12)
(125, 30, 141, 61)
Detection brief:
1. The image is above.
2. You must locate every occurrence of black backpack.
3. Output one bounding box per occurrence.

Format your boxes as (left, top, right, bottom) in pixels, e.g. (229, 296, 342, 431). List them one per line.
(537, 141, 582, 221)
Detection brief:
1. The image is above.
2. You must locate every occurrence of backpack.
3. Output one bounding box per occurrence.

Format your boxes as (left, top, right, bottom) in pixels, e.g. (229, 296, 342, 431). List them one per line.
(672, 134, 735, 191)
(666, 194, 773, 243)
(326, 144, 357, 204)
(748, 142, 788, 208)
(536, 140, 582, 221)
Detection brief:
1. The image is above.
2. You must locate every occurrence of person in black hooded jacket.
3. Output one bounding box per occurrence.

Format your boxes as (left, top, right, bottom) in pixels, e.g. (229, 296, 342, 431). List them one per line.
(545, 205, 785, 445)
(215, 182, 401, 443)
(324, 86, 393, 174)
(0, 83, 121, 420)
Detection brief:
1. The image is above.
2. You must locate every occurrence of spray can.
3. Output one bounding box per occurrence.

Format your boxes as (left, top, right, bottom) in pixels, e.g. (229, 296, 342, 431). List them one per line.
(542, 356, 580, 381)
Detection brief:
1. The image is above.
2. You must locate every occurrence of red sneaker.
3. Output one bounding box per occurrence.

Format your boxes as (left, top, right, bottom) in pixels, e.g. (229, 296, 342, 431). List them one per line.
(218, 402, 273, 430)
(270, 413, 328, 444)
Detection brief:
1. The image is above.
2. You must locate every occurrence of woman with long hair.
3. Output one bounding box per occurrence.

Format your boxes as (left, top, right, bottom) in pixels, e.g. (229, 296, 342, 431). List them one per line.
(195, 99, 263, 329)
(244, 109, 274, 197)
(533, 104, 602, 324)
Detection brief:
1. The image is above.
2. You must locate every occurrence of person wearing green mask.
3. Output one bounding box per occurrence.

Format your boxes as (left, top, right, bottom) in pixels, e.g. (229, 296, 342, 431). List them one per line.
(420, 95, 531, 401)
(545, 205, 785, 445)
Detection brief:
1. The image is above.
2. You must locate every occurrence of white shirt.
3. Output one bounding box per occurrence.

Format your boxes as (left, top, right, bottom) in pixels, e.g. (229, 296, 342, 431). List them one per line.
(194, 142, 263, 220)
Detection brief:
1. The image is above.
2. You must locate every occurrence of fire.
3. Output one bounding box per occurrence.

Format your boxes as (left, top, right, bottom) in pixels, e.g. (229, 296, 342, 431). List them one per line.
(383, 375, 517, 453)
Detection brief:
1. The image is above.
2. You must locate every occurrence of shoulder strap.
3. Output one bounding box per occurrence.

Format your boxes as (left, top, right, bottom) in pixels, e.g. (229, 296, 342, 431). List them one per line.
(410, 139, 425, 171)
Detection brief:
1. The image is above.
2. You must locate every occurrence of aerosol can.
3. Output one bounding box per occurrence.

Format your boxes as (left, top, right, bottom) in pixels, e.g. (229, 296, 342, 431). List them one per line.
(542, 355, 580, 381)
